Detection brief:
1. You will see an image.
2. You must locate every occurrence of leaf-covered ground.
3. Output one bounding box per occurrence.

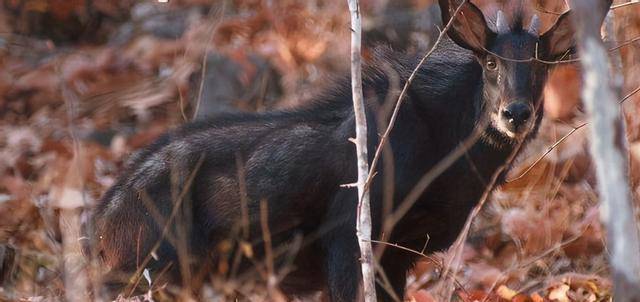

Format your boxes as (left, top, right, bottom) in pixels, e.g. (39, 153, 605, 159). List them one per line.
(0, 0, 639, 301)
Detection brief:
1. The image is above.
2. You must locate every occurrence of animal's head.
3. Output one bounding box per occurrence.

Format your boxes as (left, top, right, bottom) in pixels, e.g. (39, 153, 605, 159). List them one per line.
(439, 0, 579, 143)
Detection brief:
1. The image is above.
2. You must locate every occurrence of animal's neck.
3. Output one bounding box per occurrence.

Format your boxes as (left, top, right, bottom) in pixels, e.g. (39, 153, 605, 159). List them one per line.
(466, 138, 515, 184)
(405, 62, 520, 184)
(465, 91, 516, 183)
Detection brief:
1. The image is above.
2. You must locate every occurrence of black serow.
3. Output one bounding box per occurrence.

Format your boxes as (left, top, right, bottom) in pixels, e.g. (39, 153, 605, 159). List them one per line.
(90, 1, 601, 301)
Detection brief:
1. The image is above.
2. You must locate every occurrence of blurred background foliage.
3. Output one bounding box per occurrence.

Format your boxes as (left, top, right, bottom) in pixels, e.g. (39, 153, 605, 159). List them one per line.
(0, 0, 639, 301)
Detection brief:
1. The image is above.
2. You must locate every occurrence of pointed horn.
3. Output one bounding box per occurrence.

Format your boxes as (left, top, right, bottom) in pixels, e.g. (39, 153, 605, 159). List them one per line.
(528, 14, 541, 36)
(496, 10, 509, 34)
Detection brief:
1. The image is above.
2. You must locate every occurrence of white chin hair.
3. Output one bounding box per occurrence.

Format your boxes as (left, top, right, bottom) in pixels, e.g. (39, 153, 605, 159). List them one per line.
(494, 120, 518, 138)
(490, 112, 518, 138)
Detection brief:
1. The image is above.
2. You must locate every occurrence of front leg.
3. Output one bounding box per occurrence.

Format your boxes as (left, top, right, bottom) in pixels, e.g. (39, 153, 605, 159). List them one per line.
(321, 189, 361, 302)
(377, 247, 415, 301)
(322, 189, 415, 302)
(323, 227, 417, 302)
(322, 223, 361, 302)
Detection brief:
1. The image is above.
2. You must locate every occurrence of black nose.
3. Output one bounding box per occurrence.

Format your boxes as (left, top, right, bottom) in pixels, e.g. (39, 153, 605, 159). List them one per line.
(502, 102, 531, 129)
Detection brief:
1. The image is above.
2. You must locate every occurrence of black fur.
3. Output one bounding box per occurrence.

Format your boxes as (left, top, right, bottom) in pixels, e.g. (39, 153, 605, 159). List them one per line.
(90, 2, 581, 300)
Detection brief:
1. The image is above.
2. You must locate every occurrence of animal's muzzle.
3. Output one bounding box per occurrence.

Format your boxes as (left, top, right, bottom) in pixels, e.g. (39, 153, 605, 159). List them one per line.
(501, 102, 532, 132)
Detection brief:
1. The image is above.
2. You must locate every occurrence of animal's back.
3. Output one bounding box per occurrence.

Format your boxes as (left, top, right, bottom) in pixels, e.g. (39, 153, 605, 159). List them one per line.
(90, 37, 478, 296)
(91, 98, 360, 288)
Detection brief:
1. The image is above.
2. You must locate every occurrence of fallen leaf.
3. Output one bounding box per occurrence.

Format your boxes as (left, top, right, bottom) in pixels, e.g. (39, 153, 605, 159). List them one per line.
(409, 289, 437, 302)
(496, 285, 517, 300)
(548, 284, 570, 302)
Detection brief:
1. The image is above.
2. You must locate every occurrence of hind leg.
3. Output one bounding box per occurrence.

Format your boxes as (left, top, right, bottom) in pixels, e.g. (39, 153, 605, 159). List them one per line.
(91, 191, 181, 298)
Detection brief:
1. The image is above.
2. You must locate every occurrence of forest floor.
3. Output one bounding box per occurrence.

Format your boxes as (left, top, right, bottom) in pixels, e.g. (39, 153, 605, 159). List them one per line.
(1, 1, 639, 301)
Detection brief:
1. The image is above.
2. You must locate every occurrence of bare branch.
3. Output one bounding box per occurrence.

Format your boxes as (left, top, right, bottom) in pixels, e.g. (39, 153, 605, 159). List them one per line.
(441, 139, 527, 300)
(364, 0, 469, 197)
(191, 4, 226, 120)
(506, 83, 640, 183)
(619, 84, 640, 104)
(570, 1, 640, 300)
(367, 239, 469, 296)
(346, 0, 376, 300)
(506, 122, 588, 183)
(612, 1, 640, 10)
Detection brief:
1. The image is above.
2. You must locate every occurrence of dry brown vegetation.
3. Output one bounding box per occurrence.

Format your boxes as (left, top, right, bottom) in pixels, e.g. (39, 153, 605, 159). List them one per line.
(0, 0, 639, 301)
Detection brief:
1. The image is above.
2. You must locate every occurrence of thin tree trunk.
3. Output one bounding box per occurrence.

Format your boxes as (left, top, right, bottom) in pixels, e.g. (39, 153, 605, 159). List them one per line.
(346, 0, 376, 300)
(569, 1, 640, 300)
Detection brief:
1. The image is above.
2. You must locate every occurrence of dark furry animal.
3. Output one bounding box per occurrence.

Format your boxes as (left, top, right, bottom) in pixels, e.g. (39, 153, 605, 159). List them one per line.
(90, 1, 597, 301)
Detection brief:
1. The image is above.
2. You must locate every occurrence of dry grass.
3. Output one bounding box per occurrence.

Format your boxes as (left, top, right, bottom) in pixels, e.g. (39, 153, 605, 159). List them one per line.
(1, 0, 639, 301)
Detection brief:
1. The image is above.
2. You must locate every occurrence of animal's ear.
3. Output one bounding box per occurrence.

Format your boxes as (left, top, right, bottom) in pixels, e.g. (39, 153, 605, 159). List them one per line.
(439, 0, 495, 53)
(539, 11, 576, 60)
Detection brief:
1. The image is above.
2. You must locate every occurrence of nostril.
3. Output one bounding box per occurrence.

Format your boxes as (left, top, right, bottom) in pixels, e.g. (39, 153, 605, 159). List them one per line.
(502, 103, 531, 125)
(519, 108, 531, 121)
(502, 108, 514, 120)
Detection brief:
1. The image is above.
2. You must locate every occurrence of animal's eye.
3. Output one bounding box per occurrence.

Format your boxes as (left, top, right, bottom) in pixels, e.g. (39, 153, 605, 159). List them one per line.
(486, 57, 498, 71)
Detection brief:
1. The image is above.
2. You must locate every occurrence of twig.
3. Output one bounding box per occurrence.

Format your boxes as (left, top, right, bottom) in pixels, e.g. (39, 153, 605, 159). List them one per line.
(443, 93, 545, 298)
(612, 1, 640, 10)
(363, 0, 469, 197)
(619, 84, 640, 104)
(366, 2, 475, 266)
(124, 155, 206, 297)
(366, 239, 469, 296)
(506, 83, 640, 182)
(59, 67, 91, 302)
(372, 257, 402, 302)
(229, 152, 252, 280)
(534, 7, 563, 15)
(480, 217, 596, 302)
(191, 4, 225, 120)
(442, 139, 527, 300)
(259, 200, 286, 301)
(346, 0, 376, 300)
(478, 35, 640, 65)
(506, 122, 588, 182)
(382, 120, 486, 237)
(193, 48, 210, 120)
(610, 36, 640, 52)
(570, 0, 640, 300)
(533, 1, 566, 16)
